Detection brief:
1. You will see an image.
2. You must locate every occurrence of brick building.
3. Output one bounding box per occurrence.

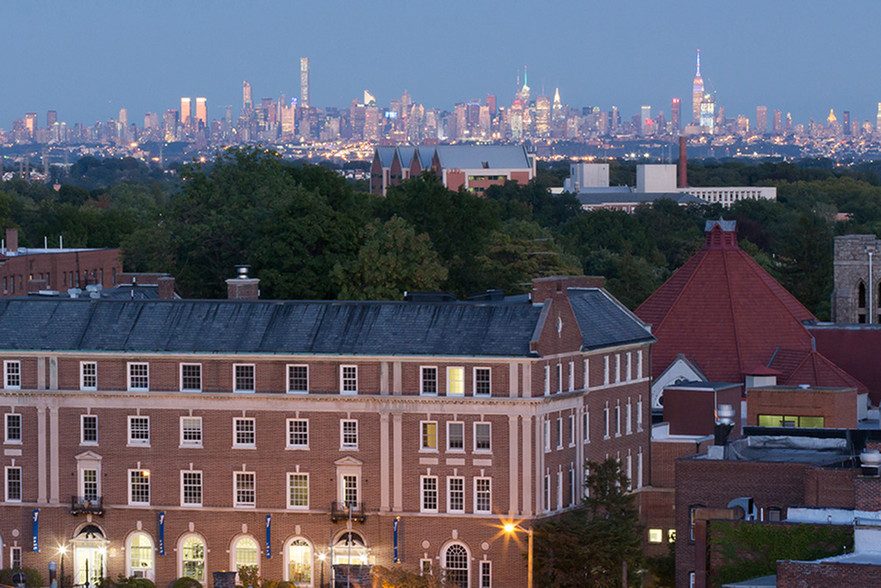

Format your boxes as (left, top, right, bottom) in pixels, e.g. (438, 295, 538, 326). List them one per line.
(0, 276, 652, 588)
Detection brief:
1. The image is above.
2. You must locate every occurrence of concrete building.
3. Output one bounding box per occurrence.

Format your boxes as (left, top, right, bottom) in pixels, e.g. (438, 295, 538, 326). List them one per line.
(0, 276, 652, 588)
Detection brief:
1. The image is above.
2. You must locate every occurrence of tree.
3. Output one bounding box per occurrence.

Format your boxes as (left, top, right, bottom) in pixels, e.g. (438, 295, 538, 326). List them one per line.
(533, 458, 642, 588)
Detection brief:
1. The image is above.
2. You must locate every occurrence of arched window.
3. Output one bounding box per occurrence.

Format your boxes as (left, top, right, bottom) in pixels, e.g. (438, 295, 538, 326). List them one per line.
(443, 543, 469, 588)
(233, 536, 259, 578)
(180, 535, 205, 582)
(126, 532, 154, 579)
(286, 538, 312, 586)
(859, 281, 867, 308)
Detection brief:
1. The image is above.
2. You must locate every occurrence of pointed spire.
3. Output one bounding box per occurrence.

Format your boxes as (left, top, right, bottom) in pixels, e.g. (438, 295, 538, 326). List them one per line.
(696, 49, 701, 76)
(523, 65, 528, 88)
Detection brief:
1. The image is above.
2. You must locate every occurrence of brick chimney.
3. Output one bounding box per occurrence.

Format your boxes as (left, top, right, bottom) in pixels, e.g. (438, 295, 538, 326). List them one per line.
(5, 228, 18, 254)
(678, 136, 688, 188)
(226, 266, 260, 300)
(531, 276, 605, 303)
(157, 277, 176, 300)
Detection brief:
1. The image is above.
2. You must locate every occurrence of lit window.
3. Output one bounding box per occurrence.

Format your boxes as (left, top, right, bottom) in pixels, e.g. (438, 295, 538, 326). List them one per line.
(474, 367, 491, 396)
(421, 476, 438, 512)
(180, 364, 201, 392)
(81, 468, 98, 502)
(128, 363, 149, 391)
(341, 420, 358, 449)
(287, 539, 312, 585)
(648, 528, 663, 543)
(181, 471, 202, 506)
(287, 365, 308, 393)
(447, 421, 464, 451)
(5, 413, 21, 443)
(421, 367, 438, 395)
(287, 419, 308, 449)
(447, 476, 465, 513)
(447, 367, 464, 395)
(234, 418, 256, 448)
(128, 416, 150, 446)
(81, 414, 98, 444)
(340, 365, 358, 394)
(235, 471, 256, 507)
(80, 362, 97, 390)
(4, 361, 20, 390)
(129, 469, 150, 505)
(127, 532, 153, 579)
(474, 422, 491, 452)
(181, 536, 205, 581)
(180, 417, 202, 447)
(234, 364, 255, 393)
(288, 473, 308, 509)
(421, 421, 437, 451)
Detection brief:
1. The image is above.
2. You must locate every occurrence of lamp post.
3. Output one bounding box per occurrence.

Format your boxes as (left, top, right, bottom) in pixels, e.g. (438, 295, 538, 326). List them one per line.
(57, 545, 68, 588)
(503, 523, 533, 588)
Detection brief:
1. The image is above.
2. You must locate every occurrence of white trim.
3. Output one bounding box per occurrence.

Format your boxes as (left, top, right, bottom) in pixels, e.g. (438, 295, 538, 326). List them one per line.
(180, 416, 203, 448)
(447, 421, 465, 452)
(286, 418, 309, 450)
(473, 421, 491, 453)
(3, 361, 20, 390)
(473, 366, 491, 396)
(125, 531, 155, 581)
(340, 419, 358, 450)
(420, 475, 438, 513)
(420, 420, 438, 451)
(447, 475, 465, 513)
(474, 476, 492, 514)
(447, 366, 464, 396)
(127, 362, 149, 391)
(233, 417, 256, 448)
(4, 413, 21, 444)
(127, 415, 150, 446)
(80, 414, 98, 445)
(340, 365, 358, 394)
(420, 366, 438, 396)
(5, 466, 21, 502)
(287, 472, 309, 510)
(180, 469, 203, 507)
(232, 363, 256, 393)
(180, 363, 202, 392)
(178, 533, 207, 582)
(80, 361, 97, 391)
(234, 471, 256, 507)
(128, 468, 150, 505)
(286, 364, 309, 394)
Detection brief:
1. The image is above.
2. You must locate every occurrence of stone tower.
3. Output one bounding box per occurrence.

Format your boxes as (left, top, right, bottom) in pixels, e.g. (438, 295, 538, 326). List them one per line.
(832, 234, 881, 323)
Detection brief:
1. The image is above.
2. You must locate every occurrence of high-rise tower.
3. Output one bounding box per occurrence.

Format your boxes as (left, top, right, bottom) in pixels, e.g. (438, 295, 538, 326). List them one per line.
(692, 50, 704, 125)
(756, 106, 768, 134)
(243, 81, 252, 111)
(671, 98, 681, 132)
(300, 58, 310, 108)
(181, 97, 192, 128)
(195, 97, 207, 129)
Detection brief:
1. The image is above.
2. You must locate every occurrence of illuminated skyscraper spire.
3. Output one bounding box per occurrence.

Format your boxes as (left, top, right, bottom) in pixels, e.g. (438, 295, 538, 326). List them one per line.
(692, 49, 704, 125)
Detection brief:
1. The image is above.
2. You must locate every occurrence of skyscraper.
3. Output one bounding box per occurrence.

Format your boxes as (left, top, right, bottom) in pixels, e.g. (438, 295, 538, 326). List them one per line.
(773, 110, 783, 134)
(692, 50, 704, 125)
(47, 110, 57, 128)
(195, 97, 207, 129)
(699, 93, 715, 133)
(180, 97, 192, 127)
(300, 58, 310, 108)
(671, 98, 681, 132)
(640, 105, 652, 135)
(876, 103, 881, 131)
(243, 81, 252, 111)
(756, 106, 768, 134)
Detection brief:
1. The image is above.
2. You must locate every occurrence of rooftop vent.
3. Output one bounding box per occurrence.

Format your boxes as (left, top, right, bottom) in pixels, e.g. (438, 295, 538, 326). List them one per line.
(861, 449, 881, 477)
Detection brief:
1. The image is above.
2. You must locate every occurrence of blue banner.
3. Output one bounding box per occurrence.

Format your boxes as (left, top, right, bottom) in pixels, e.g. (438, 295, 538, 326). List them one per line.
(158, 512, 165, 555)
(265, 515, 272, 558)
(393, 517, 399, 563)
(32, 510, 39, 552)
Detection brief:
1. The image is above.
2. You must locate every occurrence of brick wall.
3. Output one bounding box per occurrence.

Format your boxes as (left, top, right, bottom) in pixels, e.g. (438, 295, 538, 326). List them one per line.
(778, 560, 881, 587)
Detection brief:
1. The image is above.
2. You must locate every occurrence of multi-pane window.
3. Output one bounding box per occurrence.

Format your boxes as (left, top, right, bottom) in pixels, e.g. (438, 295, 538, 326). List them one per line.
(182, 536, 205, 581)
(5, 466, 21, 502)
(568, 361, 575, 392)
(603, 356, 610, 385)
(421, 421, 437, 451)
(603, 404, 610, 438)
(234, 364, 255, 392)
(80, 362, 97, 390)
(543, 365, 550, 396)
(81, 414, 98, 444)
(568, 415, 575, 446)
(180, 417, 202, 447)
(480, 560, 492, 588)
(128, 416, 150, 446)
(447, 367, 464, 396)
(421, 476, 438, 512)
(82, 469, 98, 502)
(447, 477, 465, 513)
(235, 471, 256, 507)
(626, 399, 633, 435)
(583, 410, 590, 443)
(341, 420, 358, 449)
(10, 547, 21, 571)
(181, 471, 202, 506)
(4, 361, 20, 389)
(474, 367, 491, 396)
(543, 474, 550, 512)
(234, 418, 256, 447)
(287, 365, 308, 393)
(543, 420, 551, 452)
(637, 396, 644, 431)
(181, 364, 201, 392)
(569, 468, 576, 507)
(557, 417, 563, 448)
(421, 367, 438, 395)
(234, 537, 259, 576)
(475, 477, 491, 513)
(445, 545, 469, 588)
(615, 402, 621, 436)
(340, 365, 358, 394)
(556, 363, 562, 393)
(342, 474, 358, 507)
(584, 358, 590, 389)
(129, 470, 150, 505)
(447, 421, 464, 451)
(128, 363, 149, 391)
(128, 533, 153, 578)
(637, 350, 644, 379)
(5, 413, 21, 443)
(474, 422, 491, 452)
(288, 473, 309, 509)
(287, 419, 309, 449)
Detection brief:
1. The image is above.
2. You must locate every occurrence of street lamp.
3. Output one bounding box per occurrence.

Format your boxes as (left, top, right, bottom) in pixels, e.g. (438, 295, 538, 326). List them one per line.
(57, 545, 68, 588)
(503, 523, 533, 588)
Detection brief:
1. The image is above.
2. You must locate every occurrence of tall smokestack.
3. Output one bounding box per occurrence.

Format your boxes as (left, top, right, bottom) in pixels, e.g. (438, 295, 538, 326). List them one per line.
(678, 136, 688, 188)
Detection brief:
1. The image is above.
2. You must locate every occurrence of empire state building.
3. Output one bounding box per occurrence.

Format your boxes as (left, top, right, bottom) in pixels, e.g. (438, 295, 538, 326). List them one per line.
(692, 50, 704, 125)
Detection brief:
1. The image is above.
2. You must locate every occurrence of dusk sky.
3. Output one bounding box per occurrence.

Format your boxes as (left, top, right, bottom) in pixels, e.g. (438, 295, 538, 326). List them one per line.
(3, 0, 879, 126)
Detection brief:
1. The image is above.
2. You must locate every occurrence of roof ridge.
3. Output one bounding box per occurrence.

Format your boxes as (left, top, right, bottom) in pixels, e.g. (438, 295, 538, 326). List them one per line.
(722, 244, 745, 377)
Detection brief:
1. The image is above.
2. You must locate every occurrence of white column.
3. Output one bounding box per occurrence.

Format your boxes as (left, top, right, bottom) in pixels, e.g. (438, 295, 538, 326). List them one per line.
(521, 416, 532, 516)
(380, 412, 390, 512)
(508, 415, 519, 514)
(392, 413, 403, 511)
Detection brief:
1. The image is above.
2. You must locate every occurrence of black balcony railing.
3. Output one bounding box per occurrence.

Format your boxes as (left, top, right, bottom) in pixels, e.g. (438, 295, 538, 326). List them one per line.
(330, 501, 366, 523)
(70, 496, 104, 516)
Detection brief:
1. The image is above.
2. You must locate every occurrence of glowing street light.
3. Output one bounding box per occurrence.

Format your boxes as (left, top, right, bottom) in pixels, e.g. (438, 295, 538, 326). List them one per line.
(503, 523, 533, 588)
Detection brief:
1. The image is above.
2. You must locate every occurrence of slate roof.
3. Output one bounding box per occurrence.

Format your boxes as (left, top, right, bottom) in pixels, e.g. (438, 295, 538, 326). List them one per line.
(576, 191, 706, 206)
(375, 147, 397, 167)
(567, 289, 654, 350)
(432, 145, 531, 171)
(634, 221, 865, 392)
(0, 293, 649, 357)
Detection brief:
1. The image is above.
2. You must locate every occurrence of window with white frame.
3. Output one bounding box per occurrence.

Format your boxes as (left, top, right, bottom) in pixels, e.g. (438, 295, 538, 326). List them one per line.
(543, 474, 550, 512)
(80, 362, 97, 390)
(584, 358, 590, 389)
(544, 365, 550, 396)
(127, 532, 153, 579)
(181, 535, 205, 581)
(420, 366, 438, 395)
(340, 365, 358, 394)
(235, 471, 256, 507)
(626, 451, 633, 491)
(543, 420, 550, 452)
(287, 538, 312, 584)
(129, 469, 150, 505)
(180, 363, 201, 392)
(10, 546, 21, 571)
(626, 398, 632, 435)
(420, 475, 438, 512)
(420, 421, 437, 451)
(342, 474, 358, 508)
(180, 417, 202, 447)
(556, 417, 563, 449)
(603, 404, 610, 439)
(583, 410, 590, 443)
(568, 414, 575, 446)
(181, 471, 202, 506)
(447, 476, 465, 513)
(234, 364, 255, 393)
(474, 477, 491, 513)
(233, 536, 259, 576)
(5, 466, 21, 502)
(474, 367, 491, 396)
(5, 413, 21, 444)
(287, 472, 308, 509)
(637, 396, 644, 431)
(128, 416, 150, 446)
(615, 401, 621, 436)
(637, 449, 644, 489)
(637, 349, 643, 379)
(128, 362, 149, 391)
(286, 419, 308, 449)
(4, 361, 20, 390)
(569, 468, 576, 506)
(480, 560, 492, 588)
(615, 354, 621, 383)
(234, 417, 256, 448)
(420, 559, 432, 576)
(447, 421, 464, 451)
(81, 468, 98, 502)
(557, 470, 563, 509)
(81, 414, 98, 445)
(341, 420, 358, 449)
(603, 355, 610, 385)
(556, 363, 562, 393)
(474, 422, 491, 452)
(444, 544, 469, 588)
(626, 352, 632, 381)
(568, 361, 575, 392)
(287, 365, 308, 393)
(447, 367, 464, 396)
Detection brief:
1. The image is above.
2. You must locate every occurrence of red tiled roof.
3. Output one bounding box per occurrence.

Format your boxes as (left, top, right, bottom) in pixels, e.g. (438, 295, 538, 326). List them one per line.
(636, 223, 818, 383)
(777, 349, 869, 394)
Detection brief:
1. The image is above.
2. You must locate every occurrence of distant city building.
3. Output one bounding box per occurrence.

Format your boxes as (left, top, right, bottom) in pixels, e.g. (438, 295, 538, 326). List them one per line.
(692, 50, 704, 125)
(756, 105, 767, 134)
(300, 57, 310, 108)
(180, 97, 191, 128)
(195, 97, 207, 130)
(671, 98, 681, 132)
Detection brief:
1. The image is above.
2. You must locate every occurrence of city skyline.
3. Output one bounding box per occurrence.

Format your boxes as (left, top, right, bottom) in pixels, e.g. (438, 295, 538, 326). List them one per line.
(2, 0, 880, 127)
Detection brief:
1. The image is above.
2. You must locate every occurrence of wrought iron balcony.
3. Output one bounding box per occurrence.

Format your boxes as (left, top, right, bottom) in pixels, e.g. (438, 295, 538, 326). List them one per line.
(70, 496, 104, 516)
(330, 501, 366, 523)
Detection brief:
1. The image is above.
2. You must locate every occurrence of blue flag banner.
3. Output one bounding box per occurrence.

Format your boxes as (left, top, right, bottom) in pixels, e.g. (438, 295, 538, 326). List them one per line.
(32, 509, 39, 552)
(158, 512, 165, 555)
(265, 515, 272, 558)
(393, 517, 399, 563)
